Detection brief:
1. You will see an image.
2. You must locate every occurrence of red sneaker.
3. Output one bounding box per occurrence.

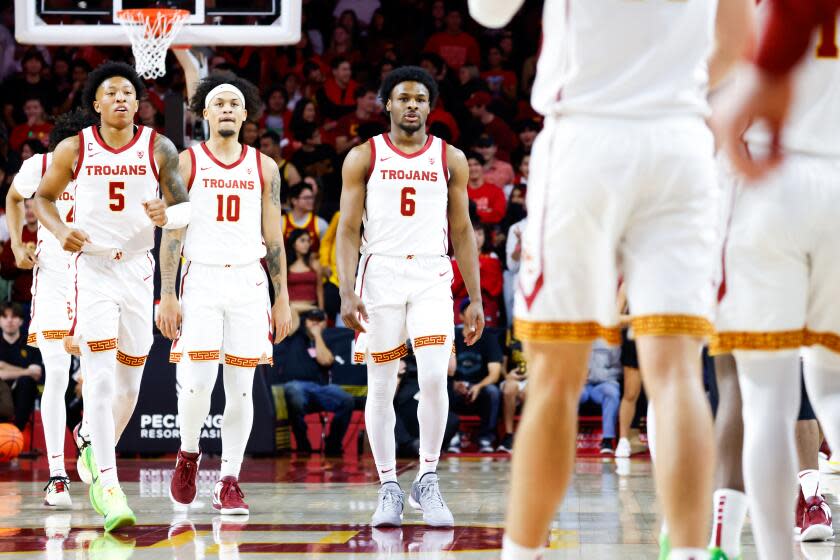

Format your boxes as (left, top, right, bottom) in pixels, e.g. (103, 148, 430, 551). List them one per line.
(799, 493, 834, 542)
(169, 449, 201, 505)
(213, 476, 249, 515)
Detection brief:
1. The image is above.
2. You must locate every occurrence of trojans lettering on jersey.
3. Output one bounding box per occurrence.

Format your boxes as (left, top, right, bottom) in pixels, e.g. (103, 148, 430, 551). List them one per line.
(362, 134, 450, 257)
(73, 125, 159, 253)
(182, 142, 266, 265)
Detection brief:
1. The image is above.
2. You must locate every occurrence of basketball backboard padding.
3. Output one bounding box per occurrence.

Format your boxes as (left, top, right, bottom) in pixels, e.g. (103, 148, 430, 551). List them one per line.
(15, 0, 300, 46)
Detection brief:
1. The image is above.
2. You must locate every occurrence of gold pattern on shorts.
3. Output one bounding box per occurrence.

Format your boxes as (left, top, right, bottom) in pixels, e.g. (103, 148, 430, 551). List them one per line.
(169, 352, 183, 363)
(225, 354, 260, 368)
(804, 330, 840, 354)
(116, 351, 147, 367)
(414, 334, 447, 348)
(709, 329, 804, 354)
(187, 350, 221, 361)
(513, 319, 621, 344)
(371, 344, 409, 364)
(353, 352, 365, 363)
(42, 330, 69, 340)
(631, 315, 713, 338)
(26, 333, 36, 345)
(87, 338, 117, 352)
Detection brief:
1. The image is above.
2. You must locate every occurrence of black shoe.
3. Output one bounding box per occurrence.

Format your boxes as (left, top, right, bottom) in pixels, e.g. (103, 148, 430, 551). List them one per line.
(324, 446, 344, 458)
(496, 433, 514, 453)
(599, 438, 615, 455)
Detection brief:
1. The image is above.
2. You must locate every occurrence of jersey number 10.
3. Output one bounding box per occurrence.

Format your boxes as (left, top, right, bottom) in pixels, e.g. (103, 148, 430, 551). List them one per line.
(216, 194, 241, 222)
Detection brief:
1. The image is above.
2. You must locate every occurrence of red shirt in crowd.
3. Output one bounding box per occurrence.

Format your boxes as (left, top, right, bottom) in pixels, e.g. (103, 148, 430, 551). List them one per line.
(0, 226, 37, 303)
(424, 31, 480, 71)
(451, 253, 503, 327)
(427, 106, 461, 144)
(9, 122, 52, 152)
(468, 183, 507, 225)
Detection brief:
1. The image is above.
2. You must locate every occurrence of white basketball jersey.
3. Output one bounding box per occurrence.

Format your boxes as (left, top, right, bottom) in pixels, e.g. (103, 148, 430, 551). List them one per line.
(14, 153, 75, 270)
(746, 13, 840, 157)
(74, 125, 158, 253)
(183, 142, 266, 265)
(362, 134, 449, 257)
(532, 0, 715, 118)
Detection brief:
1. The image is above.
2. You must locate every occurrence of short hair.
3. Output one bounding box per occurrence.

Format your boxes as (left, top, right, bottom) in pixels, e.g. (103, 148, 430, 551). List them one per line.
(288, 182, 313, 201)
(295, 122, 319, 143)
(0, 302, 24, 320)
(189, 72, 263, 118)
(331, 56, 350, 70)
(464, 151, 485, 166)
(260, 130, 281, 145)
(82, 61, 146, 113)
(379, 65, 438, 108)
(21, 49, 45, 66)
(354, 84, 378, 99)
(419, 52, 445, 75)
(49, 108, 99, 150)
(21, 139, 47, 156)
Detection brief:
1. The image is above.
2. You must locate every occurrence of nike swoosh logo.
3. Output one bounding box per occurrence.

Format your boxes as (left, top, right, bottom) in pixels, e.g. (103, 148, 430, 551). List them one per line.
(100, 467, 113, 473)
(439, 272, 447, 277)
(380, 156, 392, 161)
(200, 166, 212, 171)
(424, 458, 436, 462)
(256, 281, 264, 286)
(380, 468, 393, 474)
(89, 152, 102, 158)
(143, 274, 152, 281)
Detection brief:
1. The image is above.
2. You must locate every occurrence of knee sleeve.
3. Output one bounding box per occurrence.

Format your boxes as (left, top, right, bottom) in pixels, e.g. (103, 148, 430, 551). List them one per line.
(414, 345, 450, 461)
(176, 360, 219, 453)
(365, 360, 400, 477)
(221, 365, 255, 469)
(39, 340, 71, 460)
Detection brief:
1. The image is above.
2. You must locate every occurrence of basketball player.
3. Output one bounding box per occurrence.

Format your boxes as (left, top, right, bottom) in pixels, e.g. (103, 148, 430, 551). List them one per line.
(5, 108, 98, 508)
(161, 73, 293, 514)
(713, 9, 840, 554)
(34, 61, 190, 531)
(468, 2, 753, 559)
(337, 65, 484, 527)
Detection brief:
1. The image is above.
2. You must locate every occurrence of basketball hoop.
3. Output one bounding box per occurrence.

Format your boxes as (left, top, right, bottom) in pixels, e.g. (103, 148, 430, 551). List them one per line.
(116, 8, 190, 79)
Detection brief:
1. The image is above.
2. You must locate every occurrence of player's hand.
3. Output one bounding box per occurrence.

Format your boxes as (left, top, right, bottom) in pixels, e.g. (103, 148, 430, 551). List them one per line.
(11, 242, 37, 269)
(340, 291, 369, 333)
(156, 294, 181, 340)
(59, 228, 90, 252)
(272, 299, 293, 343)
(467, 384, 482, 403)
(462, 300, 485, 346)
(722, 68, 792, 181)
(143, 199, 168, 227)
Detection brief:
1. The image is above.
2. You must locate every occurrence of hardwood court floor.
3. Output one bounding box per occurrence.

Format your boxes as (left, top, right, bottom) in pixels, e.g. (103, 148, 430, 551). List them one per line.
(0, 455, 837, 558)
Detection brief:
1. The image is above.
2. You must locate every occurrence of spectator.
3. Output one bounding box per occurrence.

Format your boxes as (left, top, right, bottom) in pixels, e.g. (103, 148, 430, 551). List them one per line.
(394, 347, 460, 458)
(289, 124, 341, 218)
(333, 0, 380, 26)
(473, 134, 514, 190)
(498, 336, 527, 453)
(260, 86, 290, 138)
(451, 299, 503, 452)
(0, 303, 42, 432)
(423, 8, 480, 72)
(452, 222, 503, 327)
(317, 57, 358, 121)
(286, 228, 324, 328)
(465, 152, 506, 226)
(57, 60, 91, 114)
(288, 98, 321, 147)
(282, 182, 329, 252)
(511, 119, 540, 164)
(3, 50, 55, 128)
(280, 309, 352, 456)
(318, 211, 342, 324)
(364, 9, 395, 65)
(259, 131, 301, 206)
(9, 97, 52, 152)
(464, 91, 518, 161)
(503, 191, 527, 327)
(0, 199, 37, 305)
(137, 99, 163, 133)
(581, 339, 623, 455)
(240, 120, 260, 148)
(19, 139, 47, 162)
(334, 85, 387, 155)
(283, 73, 304, 111)
(323, 26, 362, 67)
(481, 44, 518, 102)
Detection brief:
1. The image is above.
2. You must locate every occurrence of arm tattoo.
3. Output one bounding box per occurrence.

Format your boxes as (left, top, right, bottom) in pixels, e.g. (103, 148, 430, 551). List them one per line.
(154, 136, 189, 205)
(159, 229, 184, 296)
(265, 241, 287, 299)
(270, 164, 283, 208)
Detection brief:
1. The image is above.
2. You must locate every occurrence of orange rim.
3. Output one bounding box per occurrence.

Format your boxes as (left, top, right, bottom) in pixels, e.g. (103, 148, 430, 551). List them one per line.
(116, 8, 190, 35)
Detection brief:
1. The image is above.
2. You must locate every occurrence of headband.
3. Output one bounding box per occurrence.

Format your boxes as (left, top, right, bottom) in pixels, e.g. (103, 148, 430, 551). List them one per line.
(205, 84, 245, 109)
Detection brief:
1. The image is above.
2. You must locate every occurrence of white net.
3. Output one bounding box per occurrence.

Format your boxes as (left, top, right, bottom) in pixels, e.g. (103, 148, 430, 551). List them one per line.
(116, 9, 189, 79)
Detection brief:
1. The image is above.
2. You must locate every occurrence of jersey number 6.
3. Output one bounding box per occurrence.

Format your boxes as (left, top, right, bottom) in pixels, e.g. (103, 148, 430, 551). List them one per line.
(400, 187, 416, 217)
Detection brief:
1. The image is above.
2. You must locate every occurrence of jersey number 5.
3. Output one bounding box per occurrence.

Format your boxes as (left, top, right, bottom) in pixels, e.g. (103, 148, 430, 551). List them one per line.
(109, 182, 125, 212)
(216, 194, 241, 222)
(400, 187, 416, 217)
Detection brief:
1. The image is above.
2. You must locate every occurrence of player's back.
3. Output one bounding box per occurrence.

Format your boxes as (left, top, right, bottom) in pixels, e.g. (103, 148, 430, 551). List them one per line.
(362, 134, 449, 258)
(533, 0, 716, 118)
(182, 143, 266, 265)
(73, 125, 159, 253)
(746, 13, 840, 157)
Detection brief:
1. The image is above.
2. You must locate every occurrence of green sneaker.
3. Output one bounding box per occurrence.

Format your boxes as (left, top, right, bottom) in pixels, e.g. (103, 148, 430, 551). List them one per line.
(88, 533, 136, 560)
(709, 547, 740, 560)
(658, 532, 670, 560)
(101, 486, 136, 532)
(89, 477, 105, 516)
(73, 423, 97, 485)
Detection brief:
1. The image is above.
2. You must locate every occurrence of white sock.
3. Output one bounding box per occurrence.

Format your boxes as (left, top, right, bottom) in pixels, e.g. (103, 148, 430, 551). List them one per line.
(112, 360, 144, 442)
(176, 360, 218, 453)
(81, 347, 119, 486)
(501, 535, 542, 560)
(414, 343, 450, 477)
(220, 365, 255, 480)
(364, 360, 400, 484)
(39, 339, 71, 477)
(799, 469, 821, 499)
(802, 347, 840, 460)
(669, 548, 709, 560)
(99, 466, 119, 490)
(708, 488, 747, 558)
(735, 349, 801, 560)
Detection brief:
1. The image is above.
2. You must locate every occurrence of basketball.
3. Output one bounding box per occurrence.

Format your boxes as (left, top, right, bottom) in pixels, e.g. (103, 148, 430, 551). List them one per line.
(0, 424, 23, 462)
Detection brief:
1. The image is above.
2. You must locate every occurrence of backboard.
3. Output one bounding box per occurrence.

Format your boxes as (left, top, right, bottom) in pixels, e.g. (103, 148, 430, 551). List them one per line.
(15, 0, 301, 46)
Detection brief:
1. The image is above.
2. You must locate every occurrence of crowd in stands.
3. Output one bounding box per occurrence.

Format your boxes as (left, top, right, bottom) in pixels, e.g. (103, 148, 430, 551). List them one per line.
(0, 0, 649, 455)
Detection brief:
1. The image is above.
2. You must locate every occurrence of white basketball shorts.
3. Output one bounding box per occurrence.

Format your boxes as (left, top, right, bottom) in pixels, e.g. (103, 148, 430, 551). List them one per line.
(28, 261, 72, 348)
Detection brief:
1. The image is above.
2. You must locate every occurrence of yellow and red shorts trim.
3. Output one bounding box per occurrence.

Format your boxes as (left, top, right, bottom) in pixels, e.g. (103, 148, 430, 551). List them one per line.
(370, 344, 409, 364)
(87, 338, 117, 352)
(414, 334, 447, 348)
(116, 350, 147, 367)
(630, 314, 714, 338)
(711, 328, 840, 356)
(513, 319, 621, 345)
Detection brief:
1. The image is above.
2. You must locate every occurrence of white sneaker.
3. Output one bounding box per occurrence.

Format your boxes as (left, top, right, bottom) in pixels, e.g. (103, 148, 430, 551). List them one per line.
(44, 476, 72, 509)
(615, 438, 632, 458)
(447, 434, 461, 454)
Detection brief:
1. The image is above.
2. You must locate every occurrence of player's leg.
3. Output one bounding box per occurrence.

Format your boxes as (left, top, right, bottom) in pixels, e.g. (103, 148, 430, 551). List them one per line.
(38, 330, 73, 508)
(707, 353, 748, 560)
(617, 365, 640, 458)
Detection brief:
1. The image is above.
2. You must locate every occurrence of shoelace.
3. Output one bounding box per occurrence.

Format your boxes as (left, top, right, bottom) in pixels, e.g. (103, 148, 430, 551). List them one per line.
(418, 481, 446, 509)
(44, 476, 70, 492)
(221, 480, 245, 501)
(178, 457, 197, 487)
(380, 487, 403, 511)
